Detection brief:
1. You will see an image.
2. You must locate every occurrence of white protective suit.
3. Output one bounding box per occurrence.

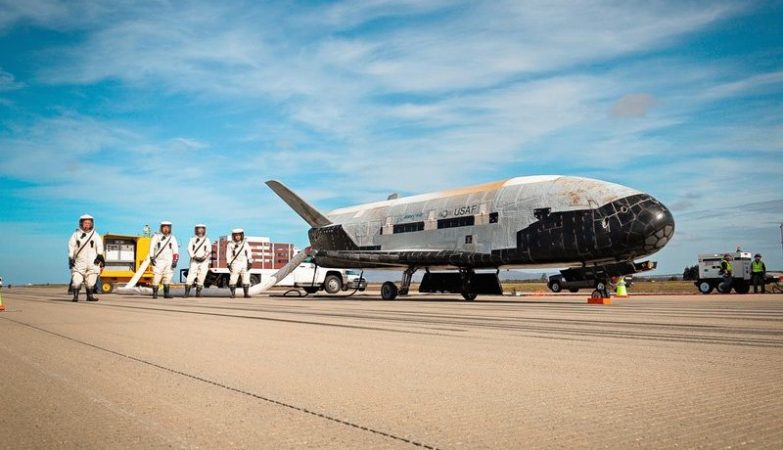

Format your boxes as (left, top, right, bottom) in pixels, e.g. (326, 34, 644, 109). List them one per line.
(226, 239, 253, 286)
(149, 232, 179, 285)
(186, 235, 212, 287)
(68, 228, 104, 290)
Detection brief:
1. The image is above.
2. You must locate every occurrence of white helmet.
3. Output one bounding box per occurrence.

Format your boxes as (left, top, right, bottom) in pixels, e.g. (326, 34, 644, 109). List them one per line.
(194, 223, 206, 235)
(79, 214, 94, 231)
(160, 220, 173, 233)
(231, 228, 245, 241)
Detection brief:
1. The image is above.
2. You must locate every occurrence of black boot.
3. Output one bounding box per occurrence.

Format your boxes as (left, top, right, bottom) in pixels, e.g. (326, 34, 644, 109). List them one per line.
(152, 286, 159, 299)
(164, 285, 173, 298)
(243, 284, 250, 298)
(229, 285, 236, 298)
(72, 285, 80, 302)
(184, 285, 191, 298)
(196, 286, 202, 297)
(86, 287, 99, 302)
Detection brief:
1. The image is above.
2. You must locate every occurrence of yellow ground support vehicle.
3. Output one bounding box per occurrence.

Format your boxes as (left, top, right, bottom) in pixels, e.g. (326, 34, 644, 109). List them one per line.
(99, 234, 153, 293)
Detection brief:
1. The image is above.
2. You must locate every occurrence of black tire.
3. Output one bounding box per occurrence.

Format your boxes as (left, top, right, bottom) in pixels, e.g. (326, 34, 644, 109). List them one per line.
(568, 287, 579, 293)
(250, 274, 261, 285)
(462, 291, 478, 301)
(591, 289, 603, 299)
(733, 281, 750, 294)
(381, 281, 398, 300)
(549, 281, 562, 293)
(323, 274, 342, 294)
(698, 281, 713, 295)
(303, 286, 319, 294)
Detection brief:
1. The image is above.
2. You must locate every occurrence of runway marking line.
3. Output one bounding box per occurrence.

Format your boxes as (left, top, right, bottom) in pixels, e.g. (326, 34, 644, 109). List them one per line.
(0, 316, 439, 450)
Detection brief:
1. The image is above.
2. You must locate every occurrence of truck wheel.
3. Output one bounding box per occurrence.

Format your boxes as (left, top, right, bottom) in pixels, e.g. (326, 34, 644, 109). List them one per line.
(101, 281, 114, 294)
(323, 275, 342, 294)
(549, 281, 562, 293)
(381, 282, 398, 300)
(733, 281, 750, 294)
(698, 281, 713, 294)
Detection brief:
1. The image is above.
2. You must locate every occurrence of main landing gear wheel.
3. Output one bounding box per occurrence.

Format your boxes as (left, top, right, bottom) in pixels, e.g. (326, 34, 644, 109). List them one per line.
(323, 274, 342, 294)
(462, 291, 477, 301)
(698, 281, 714, 294)
(381, 281, 398, 300)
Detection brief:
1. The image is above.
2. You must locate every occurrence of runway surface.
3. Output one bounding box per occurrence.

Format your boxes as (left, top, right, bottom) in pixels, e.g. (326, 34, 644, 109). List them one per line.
(1, 287, 782, 449)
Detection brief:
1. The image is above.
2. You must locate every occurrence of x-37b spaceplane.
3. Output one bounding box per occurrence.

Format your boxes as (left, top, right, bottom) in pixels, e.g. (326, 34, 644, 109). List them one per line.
(267, 176, 674, 300)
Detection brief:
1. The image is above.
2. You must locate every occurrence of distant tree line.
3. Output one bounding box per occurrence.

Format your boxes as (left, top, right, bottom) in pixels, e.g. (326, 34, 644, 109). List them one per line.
(682, 265, 699, 280)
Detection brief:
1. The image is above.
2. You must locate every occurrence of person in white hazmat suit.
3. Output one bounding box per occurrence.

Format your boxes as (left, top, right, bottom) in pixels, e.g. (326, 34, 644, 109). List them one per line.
(184, 224, 211, 298)
(68, 214, 105, 302)
(226, 228, 253, 298)
(149, 220, 179, 299)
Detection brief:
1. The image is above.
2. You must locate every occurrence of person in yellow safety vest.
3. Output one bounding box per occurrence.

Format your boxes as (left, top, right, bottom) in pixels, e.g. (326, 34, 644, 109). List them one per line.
(751, 253, 767, 294)
(719, 253, 733, 293)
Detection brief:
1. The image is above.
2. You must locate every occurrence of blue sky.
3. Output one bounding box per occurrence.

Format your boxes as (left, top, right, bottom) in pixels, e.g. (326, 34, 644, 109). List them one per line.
(1, 0, 782, 284)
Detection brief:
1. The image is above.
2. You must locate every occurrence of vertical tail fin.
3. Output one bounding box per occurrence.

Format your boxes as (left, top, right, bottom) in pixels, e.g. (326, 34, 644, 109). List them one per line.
(265, 180, 332, 227)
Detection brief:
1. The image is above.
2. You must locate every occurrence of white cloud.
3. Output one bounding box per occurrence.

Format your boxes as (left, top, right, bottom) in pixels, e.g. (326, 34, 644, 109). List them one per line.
(1, 0, 781, 278)
(0, 67, 23, 90)
(703, 70, 783, 100)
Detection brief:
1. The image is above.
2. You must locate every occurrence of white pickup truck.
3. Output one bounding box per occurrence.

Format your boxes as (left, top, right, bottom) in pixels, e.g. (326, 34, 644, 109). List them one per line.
(182, 256, 366, 294)
(278, 256, 366, 294)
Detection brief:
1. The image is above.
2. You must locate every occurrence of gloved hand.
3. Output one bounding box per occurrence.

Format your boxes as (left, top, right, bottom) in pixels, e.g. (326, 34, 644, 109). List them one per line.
(94, 255, 105, 267)
(68, 257, 75, 269)
(150, 257, 156, 266)
(171, 261, 177, 269)
(247, 261, 252, 271)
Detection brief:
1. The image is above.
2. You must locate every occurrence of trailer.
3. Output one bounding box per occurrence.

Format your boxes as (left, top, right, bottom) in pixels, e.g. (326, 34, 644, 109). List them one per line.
(99, 234, 154, 293)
